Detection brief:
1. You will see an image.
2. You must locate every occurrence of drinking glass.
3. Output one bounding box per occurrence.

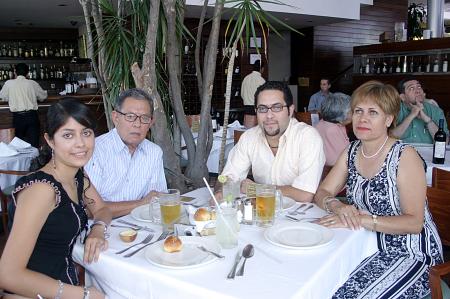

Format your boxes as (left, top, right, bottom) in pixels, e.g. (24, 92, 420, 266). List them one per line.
(215, 206, 239, 249)
(222, 179, 240, 203)
(275, 189, 283, 216)
(255, 184, 276, 227)
(159, 189, 181, 232)
(149, 197, 161, 224)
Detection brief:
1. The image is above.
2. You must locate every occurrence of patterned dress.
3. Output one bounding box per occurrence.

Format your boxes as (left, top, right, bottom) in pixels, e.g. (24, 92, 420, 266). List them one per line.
(10, 170, 88, 285)
(333, 141, 443, 299)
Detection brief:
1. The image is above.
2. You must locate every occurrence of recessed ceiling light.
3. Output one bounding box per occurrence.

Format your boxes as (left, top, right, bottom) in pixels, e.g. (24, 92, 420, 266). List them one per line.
(307, 20, 313, 23)
(58, 4, 68, 7)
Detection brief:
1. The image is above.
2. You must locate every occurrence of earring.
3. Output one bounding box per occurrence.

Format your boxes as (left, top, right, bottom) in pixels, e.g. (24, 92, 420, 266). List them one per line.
(52, 149, 56, 169)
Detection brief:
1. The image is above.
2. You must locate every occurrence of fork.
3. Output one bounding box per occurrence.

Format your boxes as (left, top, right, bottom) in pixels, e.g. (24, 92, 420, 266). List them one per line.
(124, 231, 171, 258)
(197, 245, 225, 259)
(111, 224, 143, 230)
(117, 220, 154, 232)
(115, 233, 154, 254)
(288, 203, 307, 215)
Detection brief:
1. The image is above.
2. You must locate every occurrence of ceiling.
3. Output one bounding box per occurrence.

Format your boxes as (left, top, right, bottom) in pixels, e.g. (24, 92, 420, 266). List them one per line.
(1, 0, 449, 29)
(0, 0, 347, 29)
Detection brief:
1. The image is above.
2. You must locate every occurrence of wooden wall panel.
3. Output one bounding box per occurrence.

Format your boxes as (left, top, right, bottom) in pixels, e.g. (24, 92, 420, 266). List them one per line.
(292, 0, 408, 110)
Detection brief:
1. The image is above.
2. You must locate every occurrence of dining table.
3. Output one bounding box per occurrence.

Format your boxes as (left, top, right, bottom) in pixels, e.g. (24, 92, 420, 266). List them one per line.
(72, 188, 378, 299)
(411, 143, 450, 186)
(0, 147, 38, 190)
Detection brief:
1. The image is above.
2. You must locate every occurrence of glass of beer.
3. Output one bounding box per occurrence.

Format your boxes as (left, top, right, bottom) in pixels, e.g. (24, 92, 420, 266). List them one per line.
(159, 189, 181, 232)
(256, 184, 276, 227)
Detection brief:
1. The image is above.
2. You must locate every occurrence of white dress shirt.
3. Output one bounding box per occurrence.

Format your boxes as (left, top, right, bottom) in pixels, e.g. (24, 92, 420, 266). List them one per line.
(241, 71, 265, 106)
(222, 118, 325, 193)
(84, 128, 167, 202)
(0, 76, 47, 112)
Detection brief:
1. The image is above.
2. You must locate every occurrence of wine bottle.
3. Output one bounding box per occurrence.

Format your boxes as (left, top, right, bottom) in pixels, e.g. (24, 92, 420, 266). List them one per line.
(432, 119, 446, 164)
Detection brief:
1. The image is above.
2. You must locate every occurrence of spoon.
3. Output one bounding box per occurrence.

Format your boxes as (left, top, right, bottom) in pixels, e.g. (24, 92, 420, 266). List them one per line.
(236, 244, 254, 276)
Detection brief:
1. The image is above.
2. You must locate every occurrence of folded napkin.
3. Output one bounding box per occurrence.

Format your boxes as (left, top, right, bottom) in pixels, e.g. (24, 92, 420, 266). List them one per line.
(228, 120, 242, 128)
(0, 142, 19, 157)
(9, 137, 31, 149)
(213, 121, 242, 138)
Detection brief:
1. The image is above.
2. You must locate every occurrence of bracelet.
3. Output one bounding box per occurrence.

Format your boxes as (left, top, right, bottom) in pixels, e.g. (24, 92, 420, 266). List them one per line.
(83, 286, 90, 299)
(323, 196, 340, 214)
(90, 220, 110, 239)
(54, 280, 64, 299)
(372, 214, 378, 231)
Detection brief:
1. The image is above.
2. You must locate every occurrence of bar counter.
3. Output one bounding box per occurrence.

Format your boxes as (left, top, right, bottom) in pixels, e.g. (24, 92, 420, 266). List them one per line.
(0, 94, 108, 143)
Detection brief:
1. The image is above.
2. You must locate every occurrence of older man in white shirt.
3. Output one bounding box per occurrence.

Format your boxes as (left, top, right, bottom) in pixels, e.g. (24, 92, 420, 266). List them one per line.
(219, 81, 325, 202)
(85, 88, 167, 217)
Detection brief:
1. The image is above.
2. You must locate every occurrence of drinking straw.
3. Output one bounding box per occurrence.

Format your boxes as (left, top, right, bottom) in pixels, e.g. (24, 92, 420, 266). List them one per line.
(202, 177, 223, 213)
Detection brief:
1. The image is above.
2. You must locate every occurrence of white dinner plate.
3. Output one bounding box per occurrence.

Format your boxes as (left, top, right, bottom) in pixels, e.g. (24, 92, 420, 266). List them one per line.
(130, 204, 153, 222)
(145, 236, 221, 269)
(281, 196, 296, 211)
(264, 222, 334, 249)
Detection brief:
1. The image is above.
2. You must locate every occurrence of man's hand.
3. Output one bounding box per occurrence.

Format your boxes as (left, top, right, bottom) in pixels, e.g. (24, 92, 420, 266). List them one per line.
(407, 102, 423, 119)
(142, 190, 160, 205)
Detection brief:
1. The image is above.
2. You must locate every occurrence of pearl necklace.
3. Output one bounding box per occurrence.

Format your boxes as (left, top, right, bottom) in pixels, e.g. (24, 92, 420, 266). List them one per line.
(361, 136, 389, 159)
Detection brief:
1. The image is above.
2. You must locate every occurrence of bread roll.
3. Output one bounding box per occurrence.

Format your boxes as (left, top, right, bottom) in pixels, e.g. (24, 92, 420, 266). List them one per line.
(194, 208, 211, 221)
(163, 235, 183, 253)
(119, 230, 137, 242)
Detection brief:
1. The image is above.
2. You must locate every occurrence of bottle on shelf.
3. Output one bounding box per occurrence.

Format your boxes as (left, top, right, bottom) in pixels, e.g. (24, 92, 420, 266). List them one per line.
(426, 56, 431, 72)
(432, 119, 446, 164)
(443, 54, 448, 72)
(365, 58, 370, 74)
(211, 107, 218, 132)
(395, 56, 401, 73)
(32, 64, 37, 80)
(65, 73, 73, 94)
(433, 56, 439, 72)
(402, 56, 407, 73)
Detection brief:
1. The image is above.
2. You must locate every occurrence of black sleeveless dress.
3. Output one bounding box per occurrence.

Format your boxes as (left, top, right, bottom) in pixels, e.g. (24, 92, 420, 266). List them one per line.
(10, 170, 88, 285)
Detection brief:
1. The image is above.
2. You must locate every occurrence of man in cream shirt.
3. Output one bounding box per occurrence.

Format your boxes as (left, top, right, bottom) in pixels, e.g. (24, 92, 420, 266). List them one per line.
(0, 63, 47, 147)
(218, 81, 325, 202)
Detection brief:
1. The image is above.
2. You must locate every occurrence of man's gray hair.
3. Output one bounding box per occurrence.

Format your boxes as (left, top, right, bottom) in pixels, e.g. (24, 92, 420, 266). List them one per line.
(115, 88, 154, 115)
(320, 92, 351, 124)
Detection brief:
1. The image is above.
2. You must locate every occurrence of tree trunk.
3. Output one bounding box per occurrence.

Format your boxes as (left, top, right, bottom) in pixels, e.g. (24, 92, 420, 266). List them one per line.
(185, 0, 224, 186)
(194, 0, 208, 96)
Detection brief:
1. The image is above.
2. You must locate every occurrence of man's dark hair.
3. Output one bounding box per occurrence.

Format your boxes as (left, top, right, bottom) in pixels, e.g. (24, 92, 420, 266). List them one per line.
(253, 60, 261, 72)
(320, 77, 331, 85)
(15, 63, 29, 77)
(254, 81, 293, 108)
(397, 76, 417, 94)
(115, 88, 154, 116)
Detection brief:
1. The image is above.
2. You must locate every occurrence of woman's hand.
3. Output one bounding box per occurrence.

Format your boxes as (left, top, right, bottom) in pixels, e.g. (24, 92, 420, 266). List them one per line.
(83, 226, 108, 264)
(332, 204, 361, 230)
(315, 214, 348, 229)
(88, 286, 106, 299)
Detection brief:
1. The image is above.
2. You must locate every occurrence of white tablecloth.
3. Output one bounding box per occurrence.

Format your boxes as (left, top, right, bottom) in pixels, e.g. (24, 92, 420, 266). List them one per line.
(413, 144, 450, 186)
(0, 148, 38, 190)
(73, 188, 378, 299)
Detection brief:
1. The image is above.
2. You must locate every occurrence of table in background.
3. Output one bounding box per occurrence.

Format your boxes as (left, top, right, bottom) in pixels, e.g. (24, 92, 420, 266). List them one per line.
(73, 188, 378, 299)
(0, 148, 38, 190)
(413, 144, 450, 186)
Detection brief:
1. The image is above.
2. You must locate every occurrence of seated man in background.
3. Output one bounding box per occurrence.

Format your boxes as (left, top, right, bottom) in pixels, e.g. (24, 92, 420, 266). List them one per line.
(217, 81, 325, 202)
(391, 77, 448, 143)
(315, 92, 351, 166)
(85, 88, 167, 217)
(307, 77, 331, 113)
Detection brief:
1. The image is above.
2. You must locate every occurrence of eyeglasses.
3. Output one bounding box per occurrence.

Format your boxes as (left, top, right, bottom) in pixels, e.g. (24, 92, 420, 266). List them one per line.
(116, 110, 152, 124)
(256, 104, 288, 113)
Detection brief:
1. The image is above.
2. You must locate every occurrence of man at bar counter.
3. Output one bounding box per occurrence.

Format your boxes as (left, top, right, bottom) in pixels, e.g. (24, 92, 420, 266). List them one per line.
(241, 59, 265, 128)
(0, 63, 47, 147)
(391, 77, 448, 143)
(307, 77, 331, 113)
(216, 81, 325, 202)
(84, 88, 167, 217)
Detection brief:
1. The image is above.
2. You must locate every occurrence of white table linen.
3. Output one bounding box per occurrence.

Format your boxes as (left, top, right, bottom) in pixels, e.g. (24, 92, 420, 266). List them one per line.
(73, 188, 378, 299)
(413, 144, 450, 186)
(0, 147, 38, 190)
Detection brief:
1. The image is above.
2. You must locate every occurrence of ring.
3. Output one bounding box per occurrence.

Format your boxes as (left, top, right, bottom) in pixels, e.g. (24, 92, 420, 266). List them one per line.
(343, 213, 348, 217)
(329, 220, 335, 224)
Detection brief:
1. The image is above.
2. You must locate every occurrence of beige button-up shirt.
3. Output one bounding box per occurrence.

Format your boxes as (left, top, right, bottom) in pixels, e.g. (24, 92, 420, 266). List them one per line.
(241, 71, 265, 106)
(0, 76, 47, 112)
(223, 118, 325, 194)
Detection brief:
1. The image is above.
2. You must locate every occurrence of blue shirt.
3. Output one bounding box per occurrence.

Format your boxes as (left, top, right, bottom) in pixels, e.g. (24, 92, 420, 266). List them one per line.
(84, 128, 167, 202)
(308, 91, 331, 112)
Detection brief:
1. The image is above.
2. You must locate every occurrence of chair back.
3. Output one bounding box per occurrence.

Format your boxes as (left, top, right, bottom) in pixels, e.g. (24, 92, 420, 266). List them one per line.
(0, 169, 31, 236)
(431, 168, 450, 193)
(0, 128, 15, 143)
(234, 130, 245, 145)
(426, 187, 450, 247)
(295, 112, 312, 125)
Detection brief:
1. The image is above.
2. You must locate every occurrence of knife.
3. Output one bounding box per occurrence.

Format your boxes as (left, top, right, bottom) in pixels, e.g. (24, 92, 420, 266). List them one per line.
(227, 249, 242, 279)
(116, 219, 154, 232)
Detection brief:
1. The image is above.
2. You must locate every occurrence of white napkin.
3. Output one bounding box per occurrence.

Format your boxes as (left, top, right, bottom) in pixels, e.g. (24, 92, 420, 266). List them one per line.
(228, 120, 242, 128)
(9, 137, 31, 149)
(0, 142, 19, 157)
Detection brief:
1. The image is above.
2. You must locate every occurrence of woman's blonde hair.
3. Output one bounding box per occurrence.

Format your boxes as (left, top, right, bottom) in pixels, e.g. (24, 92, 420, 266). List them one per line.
(351, 80, 401, 129)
